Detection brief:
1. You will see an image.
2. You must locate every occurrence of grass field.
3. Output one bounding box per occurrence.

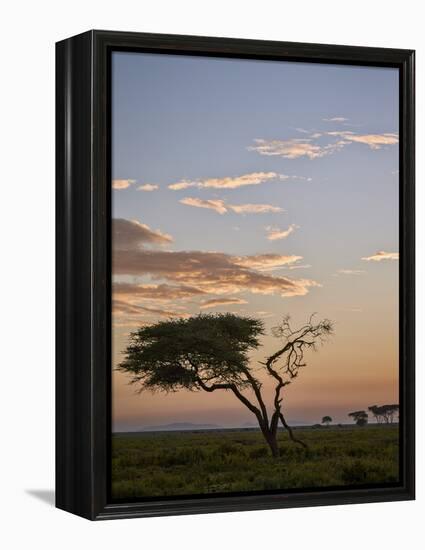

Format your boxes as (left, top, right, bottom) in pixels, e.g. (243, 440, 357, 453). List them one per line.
(111, 425, 399, 499)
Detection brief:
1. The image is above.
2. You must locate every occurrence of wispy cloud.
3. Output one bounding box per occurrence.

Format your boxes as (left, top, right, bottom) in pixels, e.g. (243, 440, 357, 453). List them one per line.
(113, 282, 206, 301)
(200, 297, 248, 309)
(179, 197, 228, 214)
(113, 218, 173, 249)
(255, 311, 275, 318)
(361, 251, 399, 262)
(327, 131, 399, 149)
(322, 117, 348, 122)
(288, 264, 312, 270)
(230, 203, 283, 214)
(249, 129, 398, 160)
(248, 138, 327, 159)
(179, 197, 283, 215)
(112, 300, 184, 318)
(233, 253, 303, 271)
(137, 183, 159, 192)
(335, 269, 365, 275)
(169, 172, 285, 191)
(266, 224, 298, 241)
(112, 179, 136, 190)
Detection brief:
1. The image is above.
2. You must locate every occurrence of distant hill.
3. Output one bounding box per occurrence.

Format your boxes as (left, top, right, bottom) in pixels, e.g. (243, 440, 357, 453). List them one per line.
(139, 422, 223, 432)
(241, 420, 307, 428)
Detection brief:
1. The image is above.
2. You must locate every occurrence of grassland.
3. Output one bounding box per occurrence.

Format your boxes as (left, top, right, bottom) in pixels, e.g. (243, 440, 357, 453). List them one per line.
(111, 425, 399, 499)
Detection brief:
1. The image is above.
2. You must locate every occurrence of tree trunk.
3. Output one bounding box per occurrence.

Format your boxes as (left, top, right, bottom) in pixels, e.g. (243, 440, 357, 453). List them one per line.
(279, 412, 308, 450)
(264, 431, 280, 458)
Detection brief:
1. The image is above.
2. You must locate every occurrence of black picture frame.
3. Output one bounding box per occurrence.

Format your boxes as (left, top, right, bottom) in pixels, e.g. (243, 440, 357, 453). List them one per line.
(56, 30, 415, 521)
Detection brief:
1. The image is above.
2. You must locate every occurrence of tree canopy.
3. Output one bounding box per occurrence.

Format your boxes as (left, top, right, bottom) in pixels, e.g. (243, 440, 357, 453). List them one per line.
(348, 410, 368, 426)
(118, 313, 264, 393)
(368, 404, 399, 424)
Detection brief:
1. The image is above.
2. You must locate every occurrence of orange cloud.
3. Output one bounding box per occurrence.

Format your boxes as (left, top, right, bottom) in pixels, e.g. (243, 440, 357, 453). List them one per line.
(334, 269, 365, 276)
(200, 297, 248, 309)
(113, 282, 206, 301)
(327, 131, 398, 149)
(113, 299, 184, 318)
(233, 253, 302, 270)
(230, 203, 283, 214)
(112, 179, 136, 189)
(113, 248, 318, 298)
(361, 251, 399, 262)
(112, 219, 320, 330)
(179, 197, 228, 214)
(169, 172, 285, 190)
(266, 224, 298, 241)
(180, 197, 283, 215)
(113, 218, 173, 249)
(249, 138, 326, 159)
(249, 130, 398, 160)
(137, 183, 159, 191)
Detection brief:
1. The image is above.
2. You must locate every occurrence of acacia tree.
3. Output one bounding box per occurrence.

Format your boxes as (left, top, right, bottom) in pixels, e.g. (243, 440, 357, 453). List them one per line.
(368, 405, 383, 424)
(118, 313, 333, 457)
(368, 404, 400, 424)
(322, 416, 332, 427)
(348, 410, 368, 427)
(369, 404, 399, 424)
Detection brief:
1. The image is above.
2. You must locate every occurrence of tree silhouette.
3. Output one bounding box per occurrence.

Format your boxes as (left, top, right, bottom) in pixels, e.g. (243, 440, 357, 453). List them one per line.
(368, 405, 382, 424)
(368, 404, 399, 424)
(322, 415, 332, 427)
(119, 313, 333, 457)
(348, 410, 368, 427)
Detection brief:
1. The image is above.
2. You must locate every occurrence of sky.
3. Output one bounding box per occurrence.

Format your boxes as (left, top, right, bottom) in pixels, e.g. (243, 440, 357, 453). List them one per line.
(111, 51, 399, 431)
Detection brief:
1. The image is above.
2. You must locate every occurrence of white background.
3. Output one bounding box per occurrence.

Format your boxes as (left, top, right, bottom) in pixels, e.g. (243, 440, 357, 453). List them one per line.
(0, 1, 422, 548)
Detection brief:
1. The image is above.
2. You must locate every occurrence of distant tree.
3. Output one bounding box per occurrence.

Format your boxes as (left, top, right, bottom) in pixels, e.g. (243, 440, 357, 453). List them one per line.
(119, 313, 333, 458)
(381, 404, 399, 424)
(368, 404, 399, 424)
(368, 405, 382, 424)
(322, 415, 332, 427)
(348, 410, 368, 427)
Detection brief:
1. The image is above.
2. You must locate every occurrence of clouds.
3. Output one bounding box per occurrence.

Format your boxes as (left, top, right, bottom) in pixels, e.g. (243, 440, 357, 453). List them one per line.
(361, 251, 399, 262)
(230, 203, 283, 214)
(112, 179, 136, 190)
(113, 218, 173, 249)
(335, 269, 365, 275)
(322, 117, 348, 122)
(112, 221, 319, 328)
(179, 197, 228, 214)
(138, 183, 159, 191)
(233, 253, 302, 271)
(266, 224, 298, 241)
(248, 138, 327, 160)
(200, 297, 248, 309)
(169, 172, 284, 190)
(113, 282, 207, 301)
(327, 131, 398, 150)
(179, 197, 283, 215)
(249, 129, 398, 160)
(112, 282, 205, 301)
(114, 246, 318, 298)
(112, 179, 159, 191)
(113, 299, 184, 318)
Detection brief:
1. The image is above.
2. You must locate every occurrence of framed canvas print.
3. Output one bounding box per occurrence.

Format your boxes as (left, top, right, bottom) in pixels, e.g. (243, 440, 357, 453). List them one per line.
(56, 30, 415, 520)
